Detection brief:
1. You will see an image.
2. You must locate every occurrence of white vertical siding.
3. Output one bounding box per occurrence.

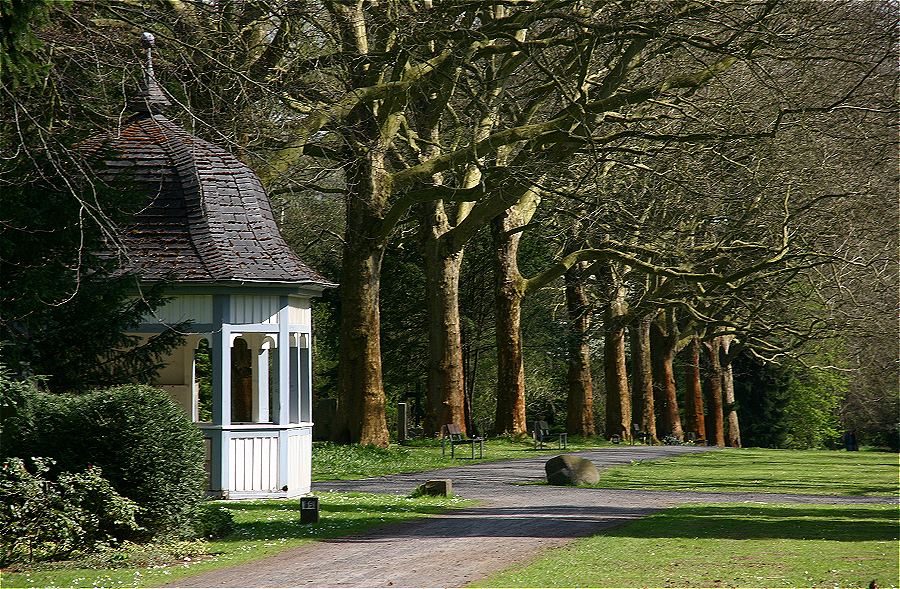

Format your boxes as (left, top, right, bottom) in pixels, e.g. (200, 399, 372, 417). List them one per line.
(229, 295, 280, 325)
(288, 296, 311, 325)
(287, 430, 312, 495)
(143, 295, 212, 324)
(228, 436, 278, 492)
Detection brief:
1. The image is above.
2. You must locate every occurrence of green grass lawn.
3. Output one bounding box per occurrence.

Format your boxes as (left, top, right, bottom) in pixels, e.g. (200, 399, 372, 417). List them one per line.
(472, 502, 900, 588)
(312, 435, 610, 480)
(594, 448, 899, 496)
(0, 492, 471, 589)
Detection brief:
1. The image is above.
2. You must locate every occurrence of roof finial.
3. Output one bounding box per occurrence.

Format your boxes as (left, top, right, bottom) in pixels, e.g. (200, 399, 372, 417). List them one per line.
(131, 31, 171, 114)
(141, 32, 156, 79)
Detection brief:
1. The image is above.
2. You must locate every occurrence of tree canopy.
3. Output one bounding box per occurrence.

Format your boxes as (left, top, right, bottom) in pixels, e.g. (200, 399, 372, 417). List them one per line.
(2, 0, 896, 448)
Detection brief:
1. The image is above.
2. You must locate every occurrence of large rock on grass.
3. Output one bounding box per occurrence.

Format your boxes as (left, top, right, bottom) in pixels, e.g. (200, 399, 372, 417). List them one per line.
(545, 455, 600, 486)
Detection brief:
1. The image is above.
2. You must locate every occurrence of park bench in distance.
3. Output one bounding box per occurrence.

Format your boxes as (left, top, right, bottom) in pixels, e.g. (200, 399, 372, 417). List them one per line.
(441, 424, 484, 459)
(632, 423, 650, 445)
(533, 420, 567, 450)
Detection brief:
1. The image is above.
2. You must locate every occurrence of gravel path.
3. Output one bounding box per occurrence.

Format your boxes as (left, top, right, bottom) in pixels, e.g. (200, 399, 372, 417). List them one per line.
(168, 446, 893, 588)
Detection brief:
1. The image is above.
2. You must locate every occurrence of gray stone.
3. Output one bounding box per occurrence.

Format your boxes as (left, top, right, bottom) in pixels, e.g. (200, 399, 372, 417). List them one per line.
(544, 455, 600, 486)
(414, 479, 453, 496)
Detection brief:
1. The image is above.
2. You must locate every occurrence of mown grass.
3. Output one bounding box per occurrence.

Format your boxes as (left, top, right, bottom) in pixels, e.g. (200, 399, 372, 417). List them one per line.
(0, 492, 471, 589)
(472, 502, 900, 588)
(593, 448, 899, 496)
(312, 435, 610, 480)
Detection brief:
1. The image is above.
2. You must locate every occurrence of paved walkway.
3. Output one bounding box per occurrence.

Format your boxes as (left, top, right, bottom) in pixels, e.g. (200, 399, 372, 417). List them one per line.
(169, 446, 893, 588)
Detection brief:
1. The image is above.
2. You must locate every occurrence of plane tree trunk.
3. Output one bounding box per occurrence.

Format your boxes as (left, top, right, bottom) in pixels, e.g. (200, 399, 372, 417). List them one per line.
(683, 335, 706, 440)
(650, 312, 684, 440)
(703, 337, 726, 447)
(630, 316, 657, 443)
(422, 205, 467, 436)
(336, 153, 391, 446)
(603, 301, 631, 441)
(721, 336, 741, 447)
(564, 263, 596, 436)
(492, 210, 528, 436)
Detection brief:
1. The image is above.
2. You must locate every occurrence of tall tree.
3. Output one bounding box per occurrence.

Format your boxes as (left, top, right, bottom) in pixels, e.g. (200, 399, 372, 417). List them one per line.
(565, 262, 596, 436)
(683, 336, 706, 441)
(703, 336, 726, 447)
(630, 316, 656, 442)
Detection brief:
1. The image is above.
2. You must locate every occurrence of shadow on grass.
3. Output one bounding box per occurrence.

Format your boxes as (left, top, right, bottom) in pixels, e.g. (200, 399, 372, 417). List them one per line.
(225, 502, 302, 512)
(223, 502, 446, 515)
(222, 504, 898, 543)
(216, 497, 461, 543)
(597, 475, 896, 496)
(602, 504, 899, 542)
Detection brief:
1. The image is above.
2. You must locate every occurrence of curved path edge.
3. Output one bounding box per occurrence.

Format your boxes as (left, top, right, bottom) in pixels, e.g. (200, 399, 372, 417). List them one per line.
(168, 446, 895, 588)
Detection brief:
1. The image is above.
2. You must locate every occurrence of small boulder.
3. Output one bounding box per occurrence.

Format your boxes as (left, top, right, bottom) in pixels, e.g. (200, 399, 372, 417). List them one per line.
(413, 479, 453, 497)
(545, 455, 600, 486)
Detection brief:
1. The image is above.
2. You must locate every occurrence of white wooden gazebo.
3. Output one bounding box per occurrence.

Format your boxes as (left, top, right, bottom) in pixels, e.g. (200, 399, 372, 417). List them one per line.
(83, 33, 333, 498)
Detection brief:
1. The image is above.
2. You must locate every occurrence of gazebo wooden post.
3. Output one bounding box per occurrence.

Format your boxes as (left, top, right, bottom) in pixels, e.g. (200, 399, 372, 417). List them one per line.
(300, 333, 312, 422)
(252, 335, 271, 423)
(210, 294, 232, 495)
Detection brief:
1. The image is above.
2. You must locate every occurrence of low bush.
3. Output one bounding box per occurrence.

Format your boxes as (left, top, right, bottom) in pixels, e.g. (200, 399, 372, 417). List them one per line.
(2, 380, 207, 540)
(0, 457, 140, 565)
(193, 503, 234, 539)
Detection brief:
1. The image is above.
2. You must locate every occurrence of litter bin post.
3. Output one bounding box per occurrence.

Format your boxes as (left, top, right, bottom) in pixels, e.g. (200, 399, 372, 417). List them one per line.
(300, 495, 319, 524)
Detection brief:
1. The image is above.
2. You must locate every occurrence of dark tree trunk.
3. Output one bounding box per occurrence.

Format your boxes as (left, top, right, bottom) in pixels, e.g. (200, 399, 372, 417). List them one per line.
(337, 242, 389, 446)
(684, 335, 706, 440)
(492, 213, 527, 435)
(461, 268, 490, 436)
(422, 214, 467, 436)
(650, 316, 684, 440)
(703, 337, 726, 447)
(335, 154, 390, 447)
(564, 263, 596, 436)
(721, 336, 741, 447)
(630, 316, 657, 442)
(603, 306, 631, 441)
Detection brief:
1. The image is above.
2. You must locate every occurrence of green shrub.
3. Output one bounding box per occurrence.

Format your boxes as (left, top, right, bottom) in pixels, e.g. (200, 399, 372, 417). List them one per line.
(67, 538, 209, 570)
(193, 503, 234, 539)
(782, 369, 843, 450)
(0, 457, 140, 565)
(2, 382, 207, 539)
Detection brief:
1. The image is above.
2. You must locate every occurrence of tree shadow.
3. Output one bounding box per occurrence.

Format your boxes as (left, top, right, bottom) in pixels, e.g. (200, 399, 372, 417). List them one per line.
(602, 504, 899, 542)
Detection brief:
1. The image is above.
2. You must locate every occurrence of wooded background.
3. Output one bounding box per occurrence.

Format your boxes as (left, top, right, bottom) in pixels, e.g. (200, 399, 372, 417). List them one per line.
(1, 0, 897, 450)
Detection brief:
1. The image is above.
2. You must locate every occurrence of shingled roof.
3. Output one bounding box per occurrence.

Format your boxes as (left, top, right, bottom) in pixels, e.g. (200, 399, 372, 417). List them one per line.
(81, 35, 331, 288)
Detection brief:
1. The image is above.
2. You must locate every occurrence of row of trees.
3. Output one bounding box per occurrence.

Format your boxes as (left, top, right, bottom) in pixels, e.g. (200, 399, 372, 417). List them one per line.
(2, 1, 896, 448)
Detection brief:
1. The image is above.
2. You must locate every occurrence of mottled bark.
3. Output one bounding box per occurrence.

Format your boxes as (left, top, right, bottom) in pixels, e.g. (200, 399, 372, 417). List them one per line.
(337, 243, 389, 446)
(564, 264, 596, 436)
(683, 336, 706, 440)
(492, 212, 527, 435)
(603, 305, 631, 441)
(630, 317, 657, 442)
(650, 317, 683, 440)
(721, 336, 741, 448)
(703, 337, 726, 447)
(336, 154, 390, 447)
(422, 206, 467, 436)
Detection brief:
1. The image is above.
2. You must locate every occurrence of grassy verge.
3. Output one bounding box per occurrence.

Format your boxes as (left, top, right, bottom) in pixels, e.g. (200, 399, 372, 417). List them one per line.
(472, 502, 900, 588)
(312, 435, 611, 480)
(594, 448, 899, 496)
(1, 492, 471, 589)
